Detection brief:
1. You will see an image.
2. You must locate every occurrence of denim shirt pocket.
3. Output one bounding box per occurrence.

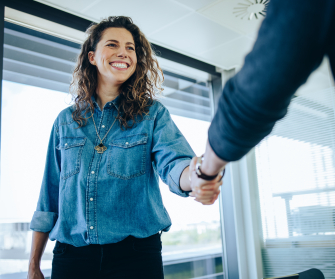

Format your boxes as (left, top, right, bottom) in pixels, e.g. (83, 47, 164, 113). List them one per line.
(107, 133, 147, 180)
(56, 137, 86, 180)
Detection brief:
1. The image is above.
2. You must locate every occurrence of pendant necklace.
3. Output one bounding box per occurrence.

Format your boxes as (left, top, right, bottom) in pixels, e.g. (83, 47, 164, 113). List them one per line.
(90, 106, 117, 154)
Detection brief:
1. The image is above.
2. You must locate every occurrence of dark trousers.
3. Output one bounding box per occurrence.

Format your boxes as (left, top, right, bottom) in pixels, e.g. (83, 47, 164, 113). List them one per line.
(51, 233, 164, 279)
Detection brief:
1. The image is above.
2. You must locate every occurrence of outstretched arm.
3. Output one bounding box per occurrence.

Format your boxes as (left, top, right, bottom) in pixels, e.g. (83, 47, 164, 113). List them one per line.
(209, 0, 335, 162)
(191, 0, 335, 201)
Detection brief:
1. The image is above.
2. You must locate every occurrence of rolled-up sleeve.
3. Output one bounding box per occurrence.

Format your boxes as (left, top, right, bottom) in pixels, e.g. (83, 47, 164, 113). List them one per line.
(152, 104, 196, 197)
(30, 120, 61, 232)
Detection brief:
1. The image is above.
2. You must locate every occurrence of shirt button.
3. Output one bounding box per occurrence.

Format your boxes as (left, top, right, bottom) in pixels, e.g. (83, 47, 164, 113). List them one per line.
(109, 103, 112, 105)
(90, 226, 94, 230)
(91, 171, 95, 174)
(65, 143, 68, 146)
(126, 142, 129, 145)
(102, 125, 105, 128)
(90, 198, 93, 201)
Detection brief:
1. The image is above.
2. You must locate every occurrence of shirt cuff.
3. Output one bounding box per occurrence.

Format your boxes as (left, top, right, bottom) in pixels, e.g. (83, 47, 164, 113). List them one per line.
(168, 159, 191, 197)
(30, 211, 58, 233)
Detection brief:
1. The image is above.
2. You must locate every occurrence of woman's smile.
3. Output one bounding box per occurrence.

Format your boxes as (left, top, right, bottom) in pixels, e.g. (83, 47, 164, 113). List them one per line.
(110, 61, 130, 71)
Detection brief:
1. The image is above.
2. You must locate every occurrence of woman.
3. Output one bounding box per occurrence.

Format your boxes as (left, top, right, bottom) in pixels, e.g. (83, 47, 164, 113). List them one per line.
(27, 16, 221, 279)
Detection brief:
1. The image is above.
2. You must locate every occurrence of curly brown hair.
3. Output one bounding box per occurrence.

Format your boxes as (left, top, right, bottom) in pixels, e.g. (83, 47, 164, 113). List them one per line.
(70, 16, 164, 129)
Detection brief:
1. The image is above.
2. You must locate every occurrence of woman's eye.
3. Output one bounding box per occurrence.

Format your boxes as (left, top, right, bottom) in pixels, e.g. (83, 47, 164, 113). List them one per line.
(108, 43, 117, 47)
(127, 47, 134, 51)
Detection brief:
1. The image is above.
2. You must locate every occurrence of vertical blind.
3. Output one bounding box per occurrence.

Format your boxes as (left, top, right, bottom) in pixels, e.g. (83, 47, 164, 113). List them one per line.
(255, 87, 335, 278)
(3, 21, 212, 122)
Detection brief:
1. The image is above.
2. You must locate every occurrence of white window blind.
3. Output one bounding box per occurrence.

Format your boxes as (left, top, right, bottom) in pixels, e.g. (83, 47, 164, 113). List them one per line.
(255, 86, 335, 278)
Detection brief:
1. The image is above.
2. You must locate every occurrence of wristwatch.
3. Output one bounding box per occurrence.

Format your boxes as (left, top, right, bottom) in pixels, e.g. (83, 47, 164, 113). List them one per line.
(195, 155, 225, 181)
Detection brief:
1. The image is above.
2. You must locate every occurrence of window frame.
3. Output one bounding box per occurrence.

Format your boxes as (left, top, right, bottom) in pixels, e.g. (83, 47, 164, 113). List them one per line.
(228, 151, 264, 279)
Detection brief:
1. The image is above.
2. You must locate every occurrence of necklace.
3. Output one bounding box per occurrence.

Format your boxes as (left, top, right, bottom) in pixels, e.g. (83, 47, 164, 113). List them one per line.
(90, 107, 117, 154)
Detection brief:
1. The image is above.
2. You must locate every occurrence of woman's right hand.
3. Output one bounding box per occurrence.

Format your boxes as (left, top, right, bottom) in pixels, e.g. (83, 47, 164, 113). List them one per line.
(27, 267, 45, 279)
(27, 231, 49, 279)
(189, 156, 223, 205)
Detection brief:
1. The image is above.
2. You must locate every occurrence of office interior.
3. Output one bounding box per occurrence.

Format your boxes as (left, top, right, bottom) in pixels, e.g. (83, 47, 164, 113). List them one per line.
(0, 0, 334, 278)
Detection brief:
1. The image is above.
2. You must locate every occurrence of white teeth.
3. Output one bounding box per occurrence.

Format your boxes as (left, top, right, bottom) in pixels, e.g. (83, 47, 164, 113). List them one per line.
(111, 63, 128, 68)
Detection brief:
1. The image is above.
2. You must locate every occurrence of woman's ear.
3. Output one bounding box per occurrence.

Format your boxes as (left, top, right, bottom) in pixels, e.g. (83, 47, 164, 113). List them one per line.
(88, 51, 96, 65)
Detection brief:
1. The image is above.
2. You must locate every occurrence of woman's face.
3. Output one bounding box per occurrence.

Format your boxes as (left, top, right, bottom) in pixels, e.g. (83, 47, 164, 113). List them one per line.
(89, 27, 137, 87)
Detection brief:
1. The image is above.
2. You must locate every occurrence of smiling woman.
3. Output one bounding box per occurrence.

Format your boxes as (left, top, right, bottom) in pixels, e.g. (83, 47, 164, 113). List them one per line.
(71, 16, 163, 130)
(27, 16, 221, 279)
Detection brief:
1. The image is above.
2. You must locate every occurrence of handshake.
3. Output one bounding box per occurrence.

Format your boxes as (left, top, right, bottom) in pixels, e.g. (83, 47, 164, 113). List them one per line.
(188, 156, 226, 205)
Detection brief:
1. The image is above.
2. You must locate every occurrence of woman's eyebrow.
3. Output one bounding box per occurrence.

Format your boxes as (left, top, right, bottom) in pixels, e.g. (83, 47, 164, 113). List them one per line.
(105, 39, 119, 44)
(105, 39, 135, 46)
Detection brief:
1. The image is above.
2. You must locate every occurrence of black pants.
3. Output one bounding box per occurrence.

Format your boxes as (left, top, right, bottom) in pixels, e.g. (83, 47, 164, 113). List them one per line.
(51, 233, 164, 279)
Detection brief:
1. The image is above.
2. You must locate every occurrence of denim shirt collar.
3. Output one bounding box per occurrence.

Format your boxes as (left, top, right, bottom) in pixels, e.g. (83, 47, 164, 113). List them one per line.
(91, 94, 121, 112)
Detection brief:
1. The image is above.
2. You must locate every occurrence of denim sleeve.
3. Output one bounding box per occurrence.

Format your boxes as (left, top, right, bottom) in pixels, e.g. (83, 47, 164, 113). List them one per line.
(30, 120, 61, 232)
(208, 0, 335, 162)
(152, 104, 196, 197)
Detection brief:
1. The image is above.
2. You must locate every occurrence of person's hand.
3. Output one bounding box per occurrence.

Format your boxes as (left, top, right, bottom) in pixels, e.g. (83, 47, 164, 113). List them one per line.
(27, 266, 45, 279)
(189, 157, 223, 205)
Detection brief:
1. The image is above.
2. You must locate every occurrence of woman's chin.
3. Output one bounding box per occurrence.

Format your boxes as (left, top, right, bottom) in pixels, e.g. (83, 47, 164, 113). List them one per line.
(109, 69, 132, 78)
(106, 76, 130, 86)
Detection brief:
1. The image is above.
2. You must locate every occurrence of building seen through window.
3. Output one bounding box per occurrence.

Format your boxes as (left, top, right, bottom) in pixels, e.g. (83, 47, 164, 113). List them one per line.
(255, 70, 335, 278)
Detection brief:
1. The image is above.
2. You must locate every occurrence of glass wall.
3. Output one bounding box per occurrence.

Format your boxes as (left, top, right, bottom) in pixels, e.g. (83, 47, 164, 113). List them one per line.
(0, 21, 79, 277)
(159, 79, 223, 278)
(255, 59, 335, 278)
(0, 16, 223, 279)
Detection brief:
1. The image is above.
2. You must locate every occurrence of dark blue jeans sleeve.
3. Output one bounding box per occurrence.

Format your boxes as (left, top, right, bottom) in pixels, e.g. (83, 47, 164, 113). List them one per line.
(208, 0, 335, 162)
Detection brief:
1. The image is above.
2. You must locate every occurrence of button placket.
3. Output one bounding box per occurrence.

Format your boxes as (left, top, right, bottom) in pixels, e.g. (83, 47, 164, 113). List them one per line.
(87, 108, 111, 244)
(87, 106, 116, 243)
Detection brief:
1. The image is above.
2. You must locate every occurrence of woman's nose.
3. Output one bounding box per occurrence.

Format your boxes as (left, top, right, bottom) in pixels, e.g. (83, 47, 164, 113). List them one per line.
(117, 48, 127, 58)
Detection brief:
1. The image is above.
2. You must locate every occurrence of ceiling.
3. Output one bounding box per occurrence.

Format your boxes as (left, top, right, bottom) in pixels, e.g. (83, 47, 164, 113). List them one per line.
(32, 0, 333, 95)
(33, 0, 265, 71)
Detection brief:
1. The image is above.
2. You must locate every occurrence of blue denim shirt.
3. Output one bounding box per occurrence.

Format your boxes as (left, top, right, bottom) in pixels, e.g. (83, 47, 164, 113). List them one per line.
(30, 96, 195, 247)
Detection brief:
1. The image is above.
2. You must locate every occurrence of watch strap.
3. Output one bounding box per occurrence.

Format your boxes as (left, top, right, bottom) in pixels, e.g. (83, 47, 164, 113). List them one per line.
(196, 166, 220, 180)
(195, 155, 225, 181)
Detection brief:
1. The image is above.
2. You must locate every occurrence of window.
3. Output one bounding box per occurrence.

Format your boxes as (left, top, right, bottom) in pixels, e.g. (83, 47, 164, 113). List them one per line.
(158, 74, 223, 279)
(255, 59, 335, 278)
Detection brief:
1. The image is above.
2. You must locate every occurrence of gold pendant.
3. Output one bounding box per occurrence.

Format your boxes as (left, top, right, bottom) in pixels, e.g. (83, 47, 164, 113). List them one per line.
(95, 143, 107, 154)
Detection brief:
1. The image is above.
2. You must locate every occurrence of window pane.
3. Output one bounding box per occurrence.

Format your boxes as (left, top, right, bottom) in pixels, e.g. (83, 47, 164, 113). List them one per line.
(161, 114, 223, 279)
(0, 20, 79, 277)
(255, 60, 335, 278)
(160, 70, 212, 122)
(0, 81, 70, 276)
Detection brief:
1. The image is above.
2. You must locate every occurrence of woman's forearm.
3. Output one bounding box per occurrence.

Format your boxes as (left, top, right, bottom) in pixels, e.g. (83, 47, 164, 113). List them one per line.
(28, 231, 49, 270)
